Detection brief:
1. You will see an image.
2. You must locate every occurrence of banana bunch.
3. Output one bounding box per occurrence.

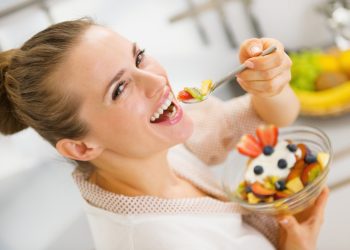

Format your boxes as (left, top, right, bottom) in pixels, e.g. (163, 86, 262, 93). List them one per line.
(293, 82, 350, 115)
(290, 49, 350, 116)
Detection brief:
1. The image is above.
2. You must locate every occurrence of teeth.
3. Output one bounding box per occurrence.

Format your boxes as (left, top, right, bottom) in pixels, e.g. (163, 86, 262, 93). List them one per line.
(165, 99, 171, 107)
(150, 94, 175, 122)
(157, 108, 164, 115)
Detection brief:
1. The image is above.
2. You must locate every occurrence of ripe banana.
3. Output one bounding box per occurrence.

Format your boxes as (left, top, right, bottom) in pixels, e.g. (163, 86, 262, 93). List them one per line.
(293, 81, 350, 115)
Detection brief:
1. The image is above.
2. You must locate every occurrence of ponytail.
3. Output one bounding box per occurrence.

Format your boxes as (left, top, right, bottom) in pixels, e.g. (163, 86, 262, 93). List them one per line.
(0, 49, 28, 135)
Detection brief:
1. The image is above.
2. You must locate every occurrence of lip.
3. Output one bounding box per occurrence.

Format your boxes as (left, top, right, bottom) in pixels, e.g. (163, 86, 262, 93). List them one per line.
(152, 87, 170, 115)
(159, 100, 183, 126)
(150, 86, 183, 126)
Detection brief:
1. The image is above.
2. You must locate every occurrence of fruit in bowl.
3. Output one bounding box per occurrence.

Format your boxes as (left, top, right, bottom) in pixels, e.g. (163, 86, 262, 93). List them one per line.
(223, 125, 332, 215)
(289, 49, 350, 116)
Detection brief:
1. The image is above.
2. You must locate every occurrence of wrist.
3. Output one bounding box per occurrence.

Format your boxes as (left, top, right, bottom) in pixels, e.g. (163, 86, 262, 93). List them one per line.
(252, 82, 290, 101)
(251, 84, 300, 127)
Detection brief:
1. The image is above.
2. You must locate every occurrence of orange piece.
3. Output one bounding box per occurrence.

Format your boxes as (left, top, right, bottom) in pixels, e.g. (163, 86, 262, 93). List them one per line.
(286, 160, 306, 182)
(251, 182, 276, 196)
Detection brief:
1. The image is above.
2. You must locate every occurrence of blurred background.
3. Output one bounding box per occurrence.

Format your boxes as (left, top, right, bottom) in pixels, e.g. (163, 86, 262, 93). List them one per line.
(0, 0, 350, 249)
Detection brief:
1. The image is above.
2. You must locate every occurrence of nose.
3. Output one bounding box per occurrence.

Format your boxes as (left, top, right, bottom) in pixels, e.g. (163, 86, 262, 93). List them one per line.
(133, 69, 167, 98)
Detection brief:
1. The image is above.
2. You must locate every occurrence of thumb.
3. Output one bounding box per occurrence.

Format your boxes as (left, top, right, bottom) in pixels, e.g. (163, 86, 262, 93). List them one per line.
(249, 44, 263, 57)
(239, 38, 263, 63)
(278, 215, 300, 237)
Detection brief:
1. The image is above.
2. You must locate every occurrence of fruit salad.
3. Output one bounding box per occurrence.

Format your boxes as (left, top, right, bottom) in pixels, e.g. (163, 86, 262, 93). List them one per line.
(235, 125, 330, 204)
(177, 80, 213, 102)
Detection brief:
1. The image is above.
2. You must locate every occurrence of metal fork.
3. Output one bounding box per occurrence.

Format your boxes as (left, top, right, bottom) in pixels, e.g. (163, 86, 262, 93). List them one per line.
(181, 45, 277, 104)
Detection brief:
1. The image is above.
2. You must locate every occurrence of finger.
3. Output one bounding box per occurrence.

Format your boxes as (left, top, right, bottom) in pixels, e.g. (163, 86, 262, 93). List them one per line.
(246, 50, 289, 71)
(237, 70, 291, 95)
(237, 80, 278, 98)
(306, 187, 330, 227)
(237, 56, 291, 82)
(278, 215, 300, 239)
(278, 226, 287, 250)
(236, 78, 264, 96)
(244, 38, 287, 70)
(260, 37, 285, 52)
(239, 38, 264, 63)
(314, 187, 330, 214)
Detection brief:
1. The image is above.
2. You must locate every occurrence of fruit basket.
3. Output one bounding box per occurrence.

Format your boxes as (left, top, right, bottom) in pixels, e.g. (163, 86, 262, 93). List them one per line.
(289, 49, 350, 117)
(222, 125, 332, 215)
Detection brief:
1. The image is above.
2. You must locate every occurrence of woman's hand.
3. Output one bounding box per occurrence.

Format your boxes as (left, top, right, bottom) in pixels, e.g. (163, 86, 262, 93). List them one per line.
(236, 38, 292, 98)
(235, 38, 299, 126)
(278, 187, 329, 250)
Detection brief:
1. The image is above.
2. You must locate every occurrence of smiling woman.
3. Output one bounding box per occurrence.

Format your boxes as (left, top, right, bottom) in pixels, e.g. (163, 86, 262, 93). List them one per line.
(53, 23, 194, 164)
(0, 18, 327, 250)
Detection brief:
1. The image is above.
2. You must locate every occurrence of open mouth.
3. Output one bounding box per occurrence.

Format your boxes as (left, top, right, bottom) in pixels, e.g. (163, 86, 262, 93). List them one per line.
(150, 93, 178, 123)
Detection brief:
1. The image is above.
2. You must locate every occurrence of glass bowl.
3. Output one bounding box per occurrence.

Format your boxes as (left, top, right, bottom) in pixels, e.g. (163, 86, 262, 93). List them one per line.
(222, 126, 333, 215)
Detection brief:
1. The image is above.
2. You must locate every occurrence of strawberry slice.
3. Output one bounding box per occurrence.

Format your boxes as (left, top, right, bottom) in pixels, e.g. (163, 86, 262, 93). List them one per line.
(256, 125, 279, 147)
(237, 134, 262, 157)
(177, 90, 193, 101)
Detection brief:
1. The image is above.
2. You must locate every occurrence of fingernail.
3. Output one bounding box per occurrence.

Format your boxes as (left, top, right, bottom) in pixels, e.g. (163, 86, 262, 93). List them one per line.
(250, 46, 262, 55)
(279, 218, 289, 225)
(244, 60, 254, 69)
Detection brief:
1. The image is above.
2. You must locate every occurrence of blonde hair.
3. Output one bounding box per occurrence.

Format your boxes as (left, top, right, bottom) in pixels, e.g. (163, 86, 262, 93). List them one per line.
(0, 18, 94, 147)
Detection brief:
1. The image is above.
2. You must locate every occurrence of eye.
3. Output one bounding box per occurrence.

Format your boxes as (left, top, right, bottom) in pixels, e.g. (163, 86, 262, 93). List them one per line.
(112, 81, 126, 100)
(136, 48, 145, 67)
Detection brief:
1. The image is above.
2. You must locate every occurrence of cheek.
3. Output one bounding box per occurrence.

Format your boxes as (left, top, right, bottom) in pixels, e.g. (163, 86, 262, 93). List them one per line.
(86, 99, 194, 156)
(88, 103, 143, 140)
(132, 102, 149, 118)
(95, 117, 149, 156)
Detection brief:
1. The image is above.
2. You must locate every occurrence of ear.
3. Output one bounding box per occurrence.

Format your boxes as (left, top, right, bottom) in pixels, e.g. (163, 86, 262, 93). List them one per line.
(55, 139, 103, 161)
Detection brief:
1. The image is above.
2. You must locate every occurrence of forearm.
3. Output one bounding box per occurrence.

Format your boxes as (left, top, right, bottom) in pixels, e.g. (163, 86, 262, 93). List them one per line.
(184, 95, 264, 165)
(251, 84, 300, 127)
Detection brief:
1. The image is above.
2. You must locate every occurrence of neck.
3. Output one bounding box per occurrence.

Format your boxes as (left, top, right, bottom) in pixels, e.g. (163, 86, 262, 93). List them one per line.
(89, 149, 184, 197)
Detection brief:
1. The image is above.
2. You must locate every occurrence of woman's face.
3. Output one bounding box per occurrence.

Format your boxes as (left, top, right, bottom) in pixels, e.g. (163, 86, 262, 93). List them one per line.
(60, 26, 193, 158)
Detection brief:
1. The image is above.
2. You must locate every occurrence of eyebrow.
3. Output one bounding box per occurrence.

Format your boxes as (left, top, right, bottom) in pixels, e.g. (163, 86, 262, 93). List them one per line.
(104, 42, 137, 99)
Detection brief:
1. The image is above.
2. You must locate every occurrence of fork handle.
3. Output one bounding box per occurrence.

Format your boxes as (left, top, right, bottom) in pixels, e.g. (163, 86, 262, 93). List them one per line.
(211, 45, 277, 91)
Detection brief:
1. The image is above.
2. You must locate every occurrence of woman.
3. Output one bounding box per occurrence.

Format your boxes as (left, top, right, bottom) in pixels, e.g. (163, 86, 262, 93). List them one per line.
(0, 18, 328, 250)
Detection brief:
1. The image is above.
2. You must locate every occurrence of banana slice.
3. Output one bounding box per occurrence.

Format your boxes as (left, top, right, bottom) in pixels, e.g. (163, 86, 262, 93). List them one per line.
(293, 81, 350, 115)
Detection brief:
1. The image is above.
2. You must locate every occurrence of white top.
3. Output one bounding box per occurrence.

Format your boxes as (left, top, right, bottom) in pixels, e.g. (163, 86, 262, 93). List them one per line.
(72, 95, 279, 250)
(84, 206, 273, 250)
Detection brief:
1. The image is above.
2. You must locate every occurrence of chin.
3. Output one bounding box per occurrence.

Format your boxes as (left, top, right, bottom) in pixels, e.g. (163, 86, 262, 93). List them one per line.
(148, 110, 194, 151)
(169, 113, 194, 146)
